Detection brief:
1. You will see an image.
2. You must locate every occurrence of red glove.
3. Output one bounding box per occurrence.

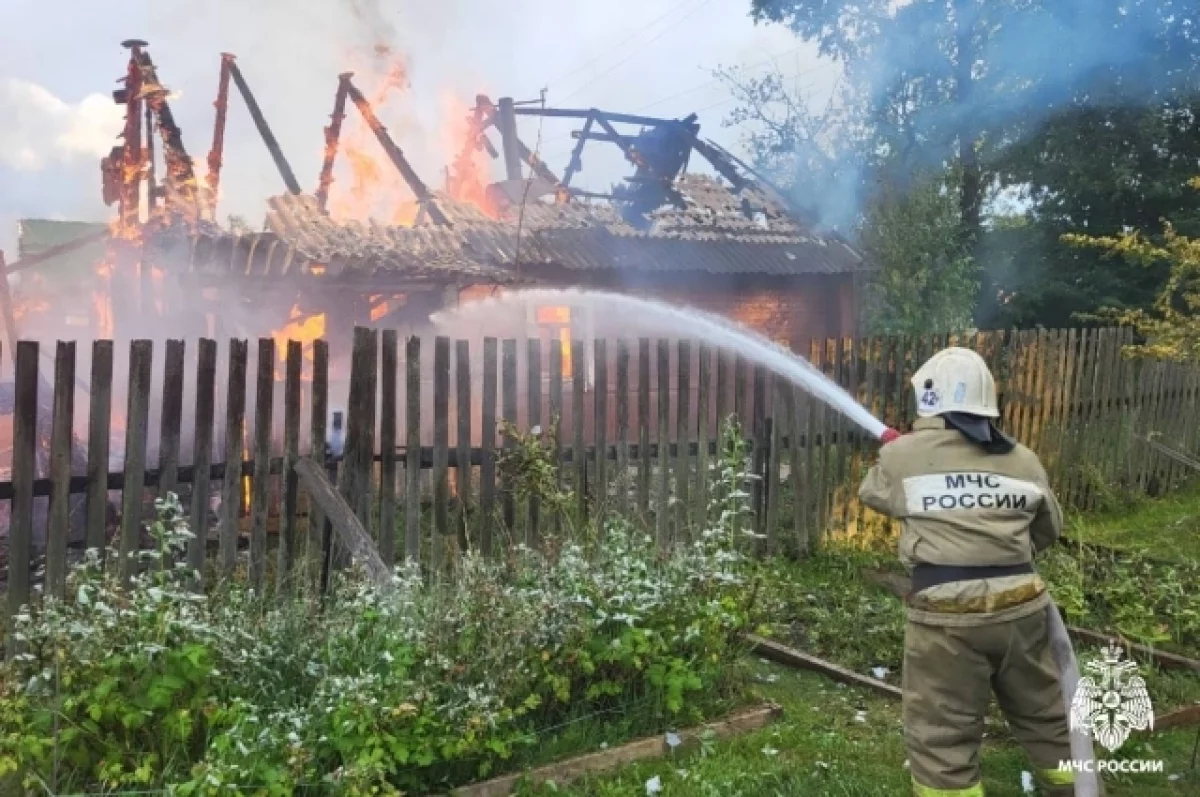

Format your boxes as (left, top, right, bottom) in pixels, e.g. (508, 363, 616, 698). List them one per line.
(880, 427, 901, 445)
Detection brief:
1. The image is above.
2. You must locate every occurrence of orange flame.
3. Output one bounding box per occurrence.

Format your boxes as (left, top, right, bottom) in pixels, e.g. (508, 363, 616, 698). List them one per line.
(270, 303, 326, 381)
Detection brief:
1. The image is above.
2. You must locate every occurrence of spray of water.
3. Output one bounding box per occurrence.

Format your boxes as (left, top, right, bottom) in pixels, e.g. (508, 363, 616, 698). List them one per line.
(430, 289, 889, 439)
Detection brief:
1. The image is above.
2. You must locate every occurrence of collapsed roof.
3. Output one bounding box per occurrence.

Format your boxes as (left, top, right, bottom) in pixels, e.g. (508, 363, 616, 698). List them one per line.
(104, 44, 866, 285)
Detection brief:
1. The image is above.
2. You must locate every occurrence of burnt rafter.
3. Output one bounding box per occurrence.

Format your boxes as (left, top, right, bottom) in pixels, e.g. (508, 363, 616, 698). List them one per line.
(342, 77, 451, 227)
(225, 58, 303, 196)
(463, 95, 571, 203)
(315, 73, 353, 212)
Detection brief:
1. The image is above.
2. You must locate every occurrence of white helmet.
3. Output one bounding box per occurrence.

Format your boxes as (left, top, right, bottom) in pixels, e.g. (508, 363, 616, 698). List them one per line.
(911, 347, 999, 419)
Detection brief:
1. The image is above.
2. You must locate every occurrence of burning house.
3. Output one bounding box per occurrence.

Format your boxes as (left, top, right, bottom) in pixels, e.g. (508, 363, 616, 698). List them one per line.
(0, 40, 867, 493)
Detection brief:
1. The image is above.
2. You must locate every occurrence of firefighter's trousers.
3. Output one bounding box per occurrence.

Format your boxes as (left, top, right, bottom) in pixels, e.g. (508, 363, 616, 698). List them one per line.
(903, 608, 1076, 796)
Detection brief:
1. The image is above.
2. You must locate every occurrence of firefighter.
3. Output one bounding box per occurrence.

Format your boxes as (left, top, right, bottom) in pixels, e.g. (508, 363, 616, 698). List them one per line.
(858, 347, 1077, 797)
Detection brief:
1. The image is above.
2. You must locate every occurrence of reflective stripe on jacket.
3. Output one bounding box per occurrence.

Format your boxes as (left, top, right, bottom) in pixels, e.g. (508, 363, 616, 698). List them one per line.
(858, 417, 1064, 627)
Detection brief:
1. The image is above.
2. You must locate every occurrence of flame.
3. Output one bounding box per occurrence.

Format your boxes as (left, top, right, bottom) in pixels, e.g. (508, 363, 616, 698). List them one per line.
(443, 92, 499, 219)
(271, 303, 326, 381)
(328, 52, 423, 226)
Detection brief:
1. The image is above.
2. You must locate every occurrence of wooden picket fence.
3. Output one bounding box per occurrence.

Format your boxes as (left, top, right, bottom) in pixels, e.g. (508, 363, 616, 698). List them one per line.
(2, 326, 1199, 632)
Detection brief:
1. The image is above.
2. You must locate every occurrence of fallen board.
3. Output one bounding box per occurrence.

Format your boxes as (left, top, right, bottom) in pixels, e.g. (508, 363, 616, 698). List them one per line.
(1156, 705, 1200, 731)
(744, 635, 903, 700)
(448, 703, 782, 797)
(860, 568, 1200, 673)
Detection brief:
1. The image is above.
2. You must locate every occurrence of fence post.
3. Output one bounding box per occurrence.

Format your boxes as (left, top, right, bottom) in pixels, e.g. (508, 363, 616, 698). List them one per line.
(656, 339, 671, 546)
(378, 331, 398, 568)
(188, 340, 217, 583)
(85, 340, 114, 558)
(249, 338, 274, 592)
(594, 338, 609, 530)
(456, 339, 473, 553)
(479, 338, 497, 553)
(307, 340, 330, 588)
(158, 340, 186, 502)
(219, 339, 248, 578)
(280, 340, 303, 590)
(120, 340, 154, 586)
(616, 339, 631, 518)
(527, 338, 542, 543)
(45, 342, 77, 600)
(637, 338, 651, 517)
(7, 341, 37, 660)
(675, 339, 691, 537)
(432, 335, 450, 572)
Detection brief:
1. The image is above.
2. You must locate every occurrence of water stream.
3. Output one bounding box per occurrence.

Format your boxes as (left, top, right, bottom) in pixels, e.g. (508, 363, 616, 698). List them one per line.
(430, 288, 888, 439)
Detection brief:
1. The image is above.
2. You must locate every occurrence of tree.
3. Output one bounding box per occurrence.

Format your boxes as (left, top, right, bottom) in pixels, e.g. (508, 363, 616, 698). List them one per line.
(858, 170, 978, 334)
(749, 0, 1200, 323)
(1065, 200, 1200, 362)
(978, 102, 1200, 328)
(718, 67, 974, 333)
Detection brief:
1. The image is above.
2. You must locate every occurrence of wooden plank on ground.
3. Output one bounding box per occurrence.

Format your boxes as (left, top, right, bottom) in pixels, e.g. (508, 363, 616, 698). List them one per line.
(405, 337, 421, 562)
(746, 635, 902, 699)
(249, 338, 274, 592)
(189, 340, 217, 580)
(85, 340, 114, 556)
(121, 340, 154, 586)
(7, 342, 37, 659)
(279, 340, 302, 589)
(450, 703, 783, 797)
(158, 339, 185, 500)
(480, 338, 497, 553)
(295, 457, 391, 590)
(433, 336, 450, 571)
(219, 339, 248, 577)
(46, 341, 76, 600)
(1065, 625, 1200, 673)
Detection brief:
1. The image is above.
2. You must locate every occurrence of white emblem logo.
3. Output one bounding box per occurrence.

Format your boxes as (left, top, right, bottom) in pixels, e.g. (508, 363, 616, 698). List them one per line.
(919, 389, 941, 411)
(1069, 643, 1154, 752)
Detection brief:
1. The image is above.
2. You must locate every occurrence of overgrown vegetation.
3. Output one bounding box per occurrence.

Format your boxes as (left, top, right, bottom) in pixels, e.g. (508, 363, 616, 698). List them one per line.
(0, 425, 762, 796)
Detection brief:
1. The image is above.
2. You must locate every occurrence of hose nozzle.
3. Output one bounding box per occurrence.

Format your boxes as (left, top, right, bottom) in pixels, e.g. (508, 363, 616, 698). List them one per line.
(880, 427, 901, 445)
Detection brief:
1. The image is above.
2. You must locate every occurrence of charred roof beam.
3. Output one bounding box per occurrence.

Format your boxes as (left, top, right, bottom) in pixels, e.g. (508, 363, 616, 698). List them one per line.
(226, 58, 302, 195)
(343, 77, 450, 226)
(315, 73, 353, 212)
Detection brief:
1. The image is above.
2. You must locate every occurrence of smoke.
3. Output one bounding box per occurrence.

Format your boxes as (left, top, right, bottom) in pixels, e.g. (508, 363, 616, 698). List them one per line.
(754, 0, 1200, 231)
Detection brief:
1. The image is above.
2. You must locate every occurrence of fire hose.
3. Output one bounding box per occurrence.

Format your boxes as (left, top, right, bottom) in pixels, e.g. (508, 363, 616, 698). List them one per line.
(878, 426, 1100, 797)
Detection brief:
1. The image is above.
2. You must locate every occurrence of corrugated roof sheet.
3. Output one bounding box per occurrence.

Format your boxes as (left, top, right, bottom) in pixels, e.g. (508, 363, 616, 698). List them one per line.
(254, 174, 864, 279)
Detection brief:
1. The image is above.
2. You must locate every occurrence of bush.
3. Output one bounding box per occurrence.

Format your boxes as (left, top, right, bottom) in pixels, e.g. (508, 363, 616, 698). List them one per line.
(0, 430, 759, 796)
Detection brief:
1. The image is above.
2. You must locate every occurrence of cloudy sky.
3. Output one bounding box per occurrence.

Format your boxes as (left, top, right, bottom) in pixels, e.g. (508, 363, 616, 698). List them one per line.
(0, 0, 838, 257)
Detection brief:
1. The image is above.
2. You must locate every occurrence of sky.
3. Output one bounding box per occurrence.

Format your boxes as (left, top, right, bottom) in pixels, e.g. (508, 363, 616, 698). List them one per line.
(0, 0, 840, 258)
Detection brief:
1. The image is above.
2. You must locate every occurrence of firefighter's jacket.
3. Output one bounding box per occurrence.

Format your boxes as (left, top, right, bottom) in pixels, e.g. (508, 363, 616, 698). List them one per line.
(858, 417, 1063, 628)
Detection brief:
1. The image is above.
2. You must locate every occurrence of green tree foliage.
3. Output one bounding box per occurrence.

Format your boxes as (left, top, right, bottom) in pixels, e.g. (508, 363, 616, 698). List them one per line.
(979, 103, 1200, 328)
(859, 172, 977, 334)
(1064, 206, 1200, 362)
(743, 0, 1200, 328)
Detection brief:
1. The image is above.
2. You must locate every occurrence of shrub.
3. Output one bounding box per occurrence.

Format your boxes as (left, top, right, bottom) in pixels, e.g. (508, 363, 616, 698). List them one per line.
(1, 427, 758, 796)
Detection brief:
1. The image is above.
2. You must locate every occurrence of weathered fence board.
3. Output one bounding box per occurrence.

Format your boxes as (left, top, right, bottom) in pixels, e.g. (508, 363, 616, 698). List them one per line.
(1, 325, 1196, 615)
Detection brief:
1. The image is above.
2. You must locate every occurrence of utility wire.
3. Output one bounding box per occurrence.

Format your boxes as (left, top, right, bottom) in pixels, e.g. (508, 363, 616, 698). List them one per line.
(556, 0, 716, 105)
(546, 0, 704, 90)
